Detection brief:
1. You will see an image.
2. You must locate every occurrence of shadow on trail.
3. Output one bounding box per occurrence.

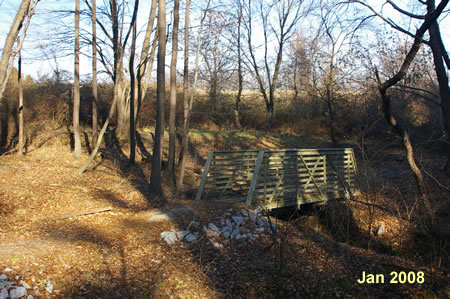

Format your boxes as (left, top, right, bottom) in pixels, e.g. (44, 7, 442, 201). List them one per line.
(88, 127, 166, 210)
(41, 220, 164, 298)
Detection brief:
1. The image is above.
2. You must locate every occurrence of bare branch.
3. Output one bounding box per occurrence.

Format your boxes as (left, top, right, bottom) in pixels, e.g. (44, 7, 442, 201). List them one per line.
(387, 0, 425, 19)
(84, 0, 114, 43)
(350, 0, 429, 44)
(392, 86, 440, 105)
(380, 0, 449, 91)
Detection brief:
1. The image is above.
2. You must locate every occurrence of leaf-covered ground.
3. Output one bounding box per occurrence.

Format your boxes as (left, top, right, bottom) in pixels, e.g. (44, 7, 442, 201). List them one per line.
(0, 127, 449, 298)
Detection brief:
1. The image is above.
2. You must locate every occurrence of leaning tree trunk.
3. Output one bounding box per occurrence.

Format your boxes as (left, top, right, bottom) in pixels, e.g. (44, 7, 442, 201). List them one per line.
(78, 90, 119, 174)
(374, 1, 449, 217)
(137, 0, 157, 117)
(0, 0, 33, 102)
(378, 85, 432, 217)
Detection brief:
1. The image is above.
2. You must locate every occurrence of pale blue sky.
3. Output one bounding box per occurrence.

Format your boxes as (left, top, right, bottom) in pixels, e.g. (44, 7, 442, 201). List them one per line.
(0, 0, 449, 81)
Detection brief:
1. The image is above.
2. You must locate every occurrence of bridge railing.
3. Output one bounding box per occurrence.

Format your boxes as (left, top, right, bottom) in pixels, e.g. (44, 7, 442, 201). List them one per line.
(196, 148, 360, 209)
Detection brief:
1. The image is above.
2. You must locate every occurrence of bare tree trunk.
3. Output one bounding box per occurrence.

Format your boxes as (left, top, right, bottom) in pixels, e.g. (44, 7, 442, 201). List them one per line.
(137, 0, 157, 116)
(168, 0, 180, 184)
(17, 37, 24, 156)
(377, 81, 432, 216)
(115, 80, 129, 139)
(177, 0, 209, 190)
(85, 0, 136, 141)
(150, 0, 166, 196)
(0, 0, 33, 102)
(91, 0, 99, 146)
(209, 77, 217, 113)
(129, 0, 139, 164)
(234, 1, 243, 130)
(374, 1, 449, 217)
(73, 0, 82, 159)
(245, 0, 301, 131)
(427, 2, 450, 171)
(78, 92, 119, 174)
(246, 2, 271, 130)
(326, 85, 337, 143)
(266, 91, 275, 130)
(182, 0, 190, 127)
(178, 0, 190, 172)
(141, 33, 158, 103)
(110, 0, 127, 140)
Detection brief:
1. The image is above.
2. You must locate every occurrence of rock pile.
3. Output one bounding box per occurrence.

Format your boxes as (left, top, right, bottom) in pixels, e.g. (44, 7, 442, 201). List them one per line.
(0, 268, 53, 299)
(160, 229, 200, 245)
(0, 268, 46, 299)
(160, 207, 277, 248)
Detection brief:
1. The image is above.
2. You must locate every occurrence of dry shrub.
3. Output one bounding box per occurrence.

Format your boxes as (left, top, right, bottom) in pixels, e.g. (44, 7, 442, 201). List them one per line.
(276, 117, 329, 137)
(197, 118, 220, 131)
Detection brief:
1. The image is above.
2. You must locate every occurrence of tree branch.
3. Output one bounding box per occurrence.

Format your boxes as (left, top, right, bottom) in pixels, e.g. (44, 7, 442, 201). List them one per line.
(387, 0, 425, 19)
(380, 0, 449, 91)
(350, 0, 430, 44)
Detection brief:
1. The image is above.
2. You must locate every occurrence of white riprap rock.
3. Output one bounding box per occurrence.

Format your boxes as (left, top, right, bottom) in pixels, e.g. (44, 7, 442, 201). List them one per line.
(232, 215, 244, 227)
(212, 242, 223, 248)
(0, 288, 8, 299)
(45, 279, 53, 293)
(20, 280, 31, 289)
(184, 232, 198, 243)
(0, 281, 13, 289)
(208, 223, 220, 233)
(160, 231, 178, 245)
(225, 219, 232, 227)
(9, 287, 27, 299)
(256, 215, 266, 226)
(248, 210, 257, 223)
(190, 221, 200, 228)
(375, 224, 385, 236)
(205, 228, 220, 239)
(230, 228, 240, 239)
